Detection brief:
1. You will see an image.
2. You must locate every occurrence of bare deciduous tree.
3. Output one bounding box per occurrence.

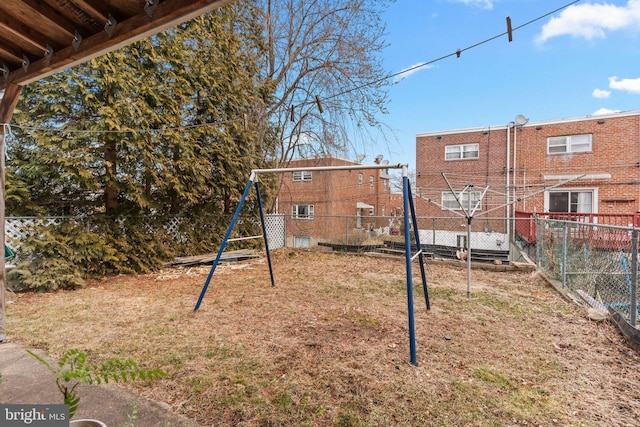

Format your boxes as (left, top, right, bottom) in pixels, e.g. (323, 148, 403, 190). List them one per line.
(389, 170, 416, 193)
(258, 0, 394, 166)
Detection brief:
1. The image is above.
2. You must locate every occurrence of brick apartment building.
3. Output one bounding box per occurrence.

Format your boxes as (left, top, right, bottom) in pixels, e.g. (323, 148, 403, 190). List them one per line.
(415, 110, 640, 247)
(274, 156, 402, 248)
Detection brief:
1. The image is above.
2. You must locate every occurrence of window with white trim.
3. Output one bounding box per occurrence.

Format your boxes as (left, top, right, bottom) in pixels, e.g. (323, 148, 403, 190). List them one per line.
(292, 204, 314, 219)
(441, 191, 482, 210)
(369, 207, 374, 215)
(294, 236, 311, 248)
(445, 143, 479, 160)
(293, 171, 312, 181)
(547, 134, 592, 154)
(358, 173, 363, 185)
(547, 190, 594, 213)
(369, 176, 374, 187)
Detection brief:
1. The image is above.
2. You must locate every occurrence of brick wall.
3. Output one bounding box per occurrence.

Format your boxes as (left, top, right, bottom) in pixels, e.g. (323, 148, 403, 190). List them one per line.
(416, 127, 509, 223)
(275, 157, 400, 244)
(416, 112, 640, 221)
(518, 114, 640, 214)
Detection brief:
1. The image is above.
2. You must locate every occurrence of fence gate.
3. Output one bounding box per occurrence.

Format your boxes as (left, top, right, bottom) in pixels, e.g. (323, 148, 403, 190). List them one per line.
(265, 214, 286, 250)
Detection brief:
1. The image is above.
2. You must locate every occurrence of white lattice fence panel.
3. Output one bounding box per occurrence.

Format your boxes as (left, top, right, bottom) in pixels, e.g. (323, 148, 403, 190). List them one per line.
(6, 217, 64, 247)
(265, 214, 285, 249)
(163, 216, 183, 241)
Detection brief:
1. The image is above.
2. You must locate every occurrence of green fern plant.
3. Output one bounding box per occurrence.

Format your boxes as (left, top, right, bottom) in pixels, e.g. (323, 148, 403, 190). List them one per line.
(26, 349, 166, 419)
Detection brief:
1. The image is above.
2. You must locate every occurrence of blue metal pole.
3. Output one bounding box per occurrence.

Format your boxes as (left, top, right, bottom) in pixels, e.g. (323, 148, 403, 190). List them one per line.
(194, 175, 254, 311)
(254, 180, 275, 287)
(407, 181, 430, 310)
(403, 175, 418, 366)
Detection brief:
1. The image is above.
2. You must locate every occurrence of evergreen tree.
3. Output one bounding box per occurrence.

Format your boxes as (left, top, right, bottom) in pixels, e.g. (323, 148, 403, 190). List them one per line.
(9, 2, 274, 218)
(6, 2, 276, 288)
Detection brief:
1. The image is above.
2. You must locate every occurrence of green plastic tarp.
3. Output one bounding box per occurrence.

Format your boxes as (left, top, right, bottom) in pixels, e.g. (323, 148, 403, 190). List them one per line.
(5, 245, 14, 260)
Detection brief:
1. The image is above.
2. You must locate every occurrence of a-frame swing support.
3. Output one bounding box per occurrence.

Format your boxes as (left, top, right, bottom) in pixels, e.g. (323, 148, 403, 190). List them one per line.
(194, 163, 429, 366)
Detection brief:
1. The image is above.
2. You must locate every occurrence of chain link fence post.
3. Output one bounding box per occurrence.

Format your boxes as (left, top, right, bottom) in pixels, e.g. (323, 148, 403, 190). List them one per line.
(562, 222, 568, 289)
(631, 229, 638, 326)
(432, 218, 436, 246)
(536, 217, 542, 266)
(345, 216, 349, 245)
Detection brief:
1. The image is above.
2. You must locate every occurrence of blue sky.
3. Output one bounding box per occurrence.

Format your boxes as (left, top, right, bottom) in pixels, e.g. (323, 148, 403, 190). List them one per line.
(376, 0, 640, 169)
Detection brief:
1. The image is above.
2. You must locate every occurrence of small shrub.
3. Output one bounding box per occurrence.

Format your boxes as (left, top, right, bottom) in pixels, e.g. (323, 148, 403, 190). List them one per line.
(27, 348, 166, 419)
(7, 217, 173, 291)
(8, 221, 115, 291)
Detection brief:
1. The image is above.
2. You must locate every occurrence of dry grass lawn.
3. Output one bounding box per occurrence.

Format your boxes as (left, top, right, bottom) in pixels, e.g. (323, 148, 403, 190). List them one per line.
(6, 250, 640, 426)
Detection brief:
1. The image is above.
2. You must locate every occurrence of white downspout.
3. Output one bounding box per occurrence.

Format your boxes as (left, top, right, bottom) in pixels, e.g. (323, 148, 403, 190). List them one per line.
(506, 123, 513, 242)
(512, 124, 519, 241)
(513, 124, 517, 214)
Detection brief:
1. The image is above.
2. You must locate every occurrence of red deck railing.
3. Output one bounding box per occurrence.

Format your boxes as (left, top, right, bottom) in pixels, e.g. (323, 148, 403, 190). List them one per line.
(515, 211, 640, 244)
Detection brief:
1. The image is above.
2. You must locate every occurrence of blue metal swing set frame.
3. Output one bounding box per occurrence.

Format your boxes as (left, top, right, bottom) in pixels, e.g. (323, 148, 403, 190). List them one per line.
(194, 164, 429, 365)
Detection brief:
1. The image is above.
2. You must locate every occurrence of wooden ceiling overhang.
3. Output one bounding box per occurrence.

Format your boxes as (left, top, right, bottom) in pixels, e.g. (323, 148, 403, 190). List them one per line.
(0, 0, 235, 92)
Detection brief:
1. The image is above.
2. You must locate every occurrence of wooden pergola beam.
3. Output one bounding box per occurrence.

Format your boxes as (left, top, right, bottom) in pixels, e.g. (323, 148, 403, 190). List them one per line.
(0, 0, 235, 91)
(0, 85, 22, 123)
(71, 0, 111, 25)
(0, 13, 48, 54)
(20, 0, 78, 41)
(0, 43, 23, 66)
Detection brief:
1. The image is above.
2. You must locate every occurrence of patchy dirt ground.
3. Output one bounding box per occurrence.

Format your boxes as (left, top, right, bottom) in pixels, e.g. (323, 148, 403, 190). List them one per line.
(5, 250, 640, 426)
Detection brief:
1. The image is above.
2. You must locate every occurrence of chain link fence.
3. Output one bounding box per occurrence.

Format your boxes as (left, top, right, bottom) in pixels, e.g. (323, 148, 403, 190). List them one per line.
(535, 218, 639, 327)
(273, 214, 511, 264)
(10, 215, 637, 326)
(412, 216, 510, 264)
(5, 213, 510, 256)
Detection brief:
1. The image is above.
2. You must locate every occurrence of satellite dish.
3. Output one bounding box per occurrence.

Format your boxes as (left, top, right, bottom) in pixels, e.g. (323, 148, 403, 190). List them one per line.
(382, 160, 389, 165)
(356, 154, 366, 163)
(374, 154, 383, 164)
(515, 114, 529, 125)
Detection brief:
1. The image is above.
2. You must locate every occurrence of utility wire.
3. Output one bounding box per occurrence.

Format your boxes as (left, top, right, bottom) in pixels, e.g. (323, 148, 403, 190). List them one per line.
(1, 0, 581, 134)
(5, 119, 240, 134)
(308, 0, 581, 106)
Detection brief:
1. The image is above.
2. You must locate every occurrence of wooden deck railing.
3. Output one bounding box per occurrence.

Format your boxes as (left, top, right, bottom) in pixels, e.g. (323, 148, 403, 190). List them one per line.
(514, 211, 640, 244)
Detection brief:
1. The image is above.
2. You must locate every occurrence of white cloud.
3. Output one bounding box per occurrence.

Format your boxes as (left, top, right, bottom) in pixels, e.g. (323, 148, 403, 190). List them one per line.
(609, 75, 640, 93)
(452, 0, 493, 10)
(593, 108, 621, 115)
(536, 0, 640, 44)
(592, 88, 611, 98)
(393, 62, 432, 83)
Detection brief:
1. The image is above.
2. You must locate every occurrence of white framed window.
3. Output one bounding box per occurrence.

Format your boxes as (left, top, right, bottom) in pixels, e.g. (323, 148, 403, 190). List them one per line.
(445, 143, 479, 160)
(441, 191, 482, 210)
(369, 207, 374, 215)
(547, 134, 592, 154)
(294, 236, 311, 248)
(358, 173, 363, 185)
(381, 204, 386, 216)
(545, 189, 595, 213)
(369, 176, 374, 187)
(383, 179, 388, 192)
(293, 171, 312, 182)
(292, 204, 314, 219)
